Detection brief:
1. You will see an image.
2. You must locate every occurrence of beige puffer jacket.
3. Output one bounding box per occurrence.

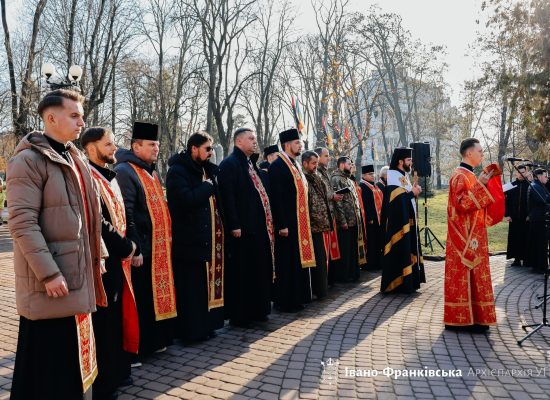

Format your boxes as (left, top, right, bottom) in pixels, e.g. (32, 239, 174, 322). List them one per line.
(7, 131, 106, 320)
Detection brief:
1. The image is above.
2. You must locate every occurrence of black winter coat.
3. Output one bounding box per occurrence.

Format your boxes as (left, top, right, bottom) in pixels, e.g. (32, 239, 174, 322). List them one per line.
(166, 151, 220, 263)
(114, 149, 156, 257)
(528, 180, 550, 223)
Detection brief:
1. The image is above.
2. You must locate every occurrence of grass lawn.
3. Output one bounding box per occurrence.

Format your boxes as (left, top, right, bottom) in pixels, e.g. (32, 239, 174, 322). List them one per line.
(416, 190, 508, 257)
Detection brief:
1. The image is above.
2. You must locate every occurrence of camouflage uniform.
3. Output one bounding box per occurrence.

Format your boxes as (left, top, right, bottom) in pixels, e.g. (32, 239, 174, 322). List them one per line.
(304, 171, 332, 233)
(330, 169, 359, 227)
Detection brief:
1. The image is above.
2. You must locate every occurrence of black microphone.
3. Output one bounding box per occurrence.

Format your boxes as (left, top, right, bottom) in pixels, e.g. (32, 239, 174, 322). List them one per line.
(502, 156, 531, 162)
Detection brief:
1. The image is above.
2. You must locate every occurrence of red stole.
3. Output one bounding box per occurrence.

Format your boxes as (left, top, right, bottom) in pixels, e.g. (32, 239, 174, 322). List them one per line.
(361, 179, 383, 224)
(129, 164, 177, 320)
(69, 157, 98, 392)
(206, 172, 224, 310)
(91, 167, 139, 354)
(327, 218, 341, 260)
(279, 153, 316, 268)
(247, 163, 275, 278)
(352, 182, 368, 265)
(486, 175, 505, 226)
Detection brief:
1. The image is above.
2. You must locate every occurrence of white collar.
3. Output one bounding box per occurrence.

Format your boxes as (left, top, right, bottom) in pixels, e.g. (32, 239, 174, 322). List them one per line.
(387, 169, 412, 191)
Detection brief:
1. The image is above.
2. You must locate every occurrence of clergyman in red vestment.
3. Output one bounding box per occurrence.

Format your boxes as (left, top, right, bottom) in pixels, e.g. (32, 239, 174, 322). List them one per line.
(444, 138, 505, 333)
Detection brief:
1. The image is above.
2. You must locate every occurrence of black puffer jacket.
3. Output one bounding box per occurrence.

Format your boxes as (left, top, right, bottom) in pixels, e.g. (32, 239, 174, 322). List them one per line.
(166, 151, 220, 263)
(114, 149, 155, 257)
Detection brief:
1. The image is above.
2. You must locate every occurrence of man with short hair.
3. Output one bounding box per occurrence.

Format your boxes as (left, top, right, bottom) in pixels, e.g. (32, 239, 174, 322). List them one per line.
(81, 127, 138, 399)
(263, 144, 279, 165)
(218, 128, 274, 327)
(377, 166, 389, 192)
(380, 147, 424, 294)
(331, 156, 366, 283)
(527, 168, 550, 273)
(360, 164, 384, 271)
(269, 129, 316, 312)
(8, 89, 103, 399)
(302, 150, 332, 299)
(166, 131, 225, 340)
(115, 122, 176, 361)
(315, 147, 343, 286)
(444, 137, 503, 332)
(505, 164, 531, 267)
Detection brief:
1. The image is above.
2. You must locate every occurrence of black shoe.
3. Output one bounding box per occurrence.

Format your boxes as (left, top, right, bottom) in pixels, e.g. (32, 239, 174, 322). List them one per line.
(472, 324, 490, 332)
(445, 324, 489, 333)
(254, 315, 269, 322)
(276, 304, 304, 313)
(229, 319, 252, 328)
(93, 391, 118, 400)
(119, 377, 133, 387)
(511, 259, 522, 267)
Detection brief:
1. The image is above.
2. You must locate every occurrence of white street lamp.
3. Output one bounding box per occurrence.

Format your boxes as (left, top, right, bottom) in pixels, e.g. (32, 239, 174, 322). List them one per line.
(41, 62, 83, 91)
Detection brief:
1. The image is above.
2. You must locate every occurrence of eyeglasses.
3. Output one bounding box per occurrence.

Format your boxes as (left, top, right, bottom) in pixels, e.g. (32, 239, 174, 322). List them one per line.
(205, 146, 213, 152)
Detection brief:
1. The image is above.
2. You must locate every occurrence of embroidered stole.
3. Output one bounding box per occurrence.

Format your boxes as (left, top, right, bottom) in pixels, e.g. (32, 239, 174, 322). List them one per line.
(248, 163, 275, 279)
(352, 182, 368, 265)
(318, 167, 341, 260)
(205, 170, 224, 310)
(362, 179, 383, 224)
(279, 153, 316, 268)
(129, 164, 177, 320)
(327, 218, 341, 260)
(70, 157, 97, 392)
(91, 167, 139, 354)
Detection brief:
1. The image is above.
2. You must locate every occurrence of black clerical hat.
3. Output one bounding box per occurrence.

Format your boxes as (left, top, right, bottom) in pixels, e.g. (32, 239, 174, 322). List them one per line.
(390, 147, 413, 169)
(263, 144, 279, 158)
(132, 121, 159, 141)
(361, 164, 374, 174)
(279, 128, 300, 144)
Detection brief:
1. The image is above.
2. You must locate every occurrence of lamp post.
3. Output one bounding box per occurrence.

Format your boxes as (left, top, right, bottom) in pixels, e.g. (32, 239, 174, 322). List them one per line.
(41, 63, 83, 91)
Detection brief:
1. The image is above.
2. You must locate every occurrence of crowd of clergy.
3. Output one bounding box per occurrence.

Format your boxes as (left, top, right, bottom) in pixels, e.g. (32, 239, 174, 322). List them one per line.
(6, 89, 549, 399)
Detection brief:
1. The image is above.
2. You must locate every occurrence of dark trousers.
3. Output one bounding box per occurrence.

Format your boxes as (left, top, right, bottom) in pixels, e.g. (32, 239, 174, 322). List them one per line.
(336, 225, 359, 282)
(12, 316, 92, 400)
(132, 256, 174, 358)
(92, 299, 130, 399)
(173, 258, 225, 341)
(527, 221, 549, 272)
(311, 232, 328, 299)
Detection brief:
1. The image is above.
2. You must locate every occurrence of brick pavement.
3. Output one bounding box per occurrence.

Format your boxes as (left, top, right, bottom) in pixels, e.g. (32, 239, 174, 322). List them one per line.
(1, 223, 550, 399)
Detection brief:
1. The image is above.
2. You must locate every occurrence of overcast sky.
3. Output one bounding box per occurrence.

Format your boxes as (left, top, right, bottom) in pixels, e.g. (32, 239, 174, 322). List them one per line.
(4, 0, 487, 106)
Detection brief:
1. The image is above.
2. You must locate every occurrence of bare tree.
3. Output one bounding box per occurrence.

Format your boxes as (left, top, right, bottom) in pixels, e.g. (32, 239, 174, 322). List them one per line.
(192, 0, 258, 155)
(242, 0, 294, 148)
(352, 7, 411, 146)
(2, 0, 47, 139)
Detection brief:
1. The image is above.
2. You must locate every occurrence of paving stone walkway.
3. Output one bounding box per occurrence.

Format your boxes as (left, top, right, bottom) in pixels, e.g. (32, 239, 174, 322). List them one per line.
(1, 223, 550, 399)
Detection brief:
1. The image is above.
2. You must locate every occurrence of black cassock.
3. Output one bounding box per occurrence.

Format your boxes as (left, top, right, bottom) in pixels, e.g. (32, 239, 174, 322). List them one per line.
(11, 316, 91, 400)
(91, 163, 134, 399)
(115, 152, 173, 358)
(380, 172, 425, 293)
(218, 148, 273, 324)
(359, 180, 383, 271)
(166, 152, 224, 341)
(527, 181, 550, 272)
(505, 179, 530, 263)
(268, 155, 312, 310)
